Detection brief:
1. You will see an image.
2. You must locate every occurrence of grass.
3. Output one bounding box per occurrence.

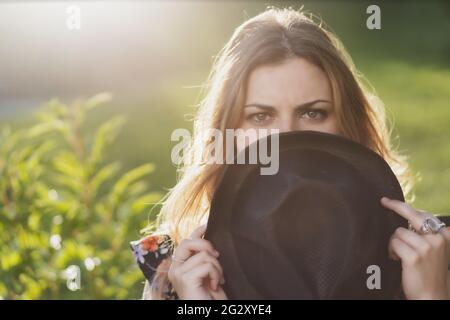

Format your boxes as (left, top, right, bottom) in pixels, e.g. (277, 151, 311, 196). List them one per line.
(361, 60, 450, 214)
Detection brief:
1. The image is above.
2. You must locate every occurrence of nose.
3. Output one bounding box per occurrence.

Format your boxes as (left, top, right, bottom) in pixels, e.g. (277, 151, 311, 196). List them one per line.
(277, 118, 297, 134)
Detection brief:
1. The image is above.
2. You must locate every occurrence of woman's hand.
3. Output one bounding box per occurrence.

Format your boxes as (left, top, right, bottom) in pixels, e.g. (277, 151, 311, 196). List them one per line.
(167, 224, 227, 300)
(381, 197, 450, 300)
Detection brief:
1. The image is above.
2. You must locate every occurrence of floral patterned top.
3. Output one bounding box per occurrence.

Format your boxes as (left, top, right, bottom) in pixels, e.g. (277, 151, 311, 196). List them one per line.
(130, 233, 179, 300)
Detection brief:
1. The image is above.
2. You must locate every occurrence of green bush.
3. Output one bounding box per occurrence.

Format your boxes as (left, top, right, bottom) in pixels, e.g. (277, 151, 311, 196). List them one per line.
(0, 94, 160, 299)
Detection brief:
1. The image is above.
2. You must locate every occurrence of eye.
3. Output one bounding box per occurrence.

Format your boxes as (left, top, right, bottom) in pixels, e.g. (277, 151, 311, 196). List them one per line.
(247, 112, 272, 124)
(300, 109, 327, 120)
(306, 110, 319, 119)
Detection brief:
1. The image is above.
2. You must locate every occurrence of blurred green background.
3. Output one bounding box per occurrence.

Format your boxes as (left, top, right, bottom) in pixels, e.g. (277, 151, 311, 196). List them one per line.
(0, 0, 449, 299)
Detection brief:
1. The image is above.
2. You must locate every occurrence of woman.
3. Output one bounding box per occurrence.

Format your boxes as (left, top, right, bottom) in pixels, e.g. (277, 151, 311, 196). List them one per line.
(131, 7, 450, 300)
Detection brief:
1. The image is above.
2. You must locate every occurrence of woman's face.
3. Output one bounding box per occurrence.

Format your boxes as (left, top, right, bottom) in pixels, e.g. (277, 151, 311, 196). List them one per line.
(238, 57, 340, 136)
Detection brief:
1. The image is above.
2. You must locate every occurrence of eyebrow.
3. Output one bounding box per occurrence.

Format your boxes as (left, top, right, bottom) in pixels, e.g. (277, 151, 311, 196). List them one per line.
(244, 99, 332, 112)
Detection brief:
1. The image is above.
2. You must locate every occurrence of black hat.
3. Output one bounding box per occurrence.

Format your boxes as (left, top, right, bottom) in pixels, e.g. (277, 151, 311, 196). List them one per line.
(204, 130, 407, 300)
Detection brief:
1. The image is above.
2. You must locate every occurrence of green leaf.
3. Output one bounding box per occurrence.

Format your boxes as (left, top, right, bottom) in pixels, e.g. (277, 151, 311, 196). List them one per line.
(88, 116, 126, 170)
(90, 162, 121, 193)
(83, 92, 113, 112)
(110, 164, 155, 208)
(53, 151, 83, 179)
(1, 251, 21, 271)
(27, 122, 64, 139)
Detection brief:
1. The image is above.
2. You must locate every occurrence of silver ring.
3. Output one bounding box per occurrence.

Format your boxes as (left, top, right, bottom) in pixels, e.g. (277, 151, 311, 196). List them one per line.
(420, 216, 446, 234)
(171, 254, 186, 263)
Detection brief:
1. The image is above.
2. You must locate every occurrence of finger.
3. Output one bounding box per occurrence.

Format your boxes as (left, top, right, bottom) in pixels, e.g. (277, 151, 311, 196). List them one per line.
(210, 286, 228, 300)
(438, 227, 450, 256)
(171, 238, 218, 268)
(438, 223, 450, 239)
(388, 245, 400, 261)
(184, 262, 222, 291)
(389, 237, 419, 266)
(423, 232, 448, 253)
(179, 250, 224, 280)
(388, 234, 400, 260)
(393, 227, 431, 254)
(381, 197, 424, 231)
(189, 223, 208, 240)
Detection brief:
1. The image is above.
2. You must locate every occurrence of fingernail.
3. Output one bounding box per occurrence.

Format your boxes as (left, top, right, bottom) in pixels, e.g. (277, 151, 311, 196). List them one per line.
(381, 197, 389, 202)
(214, 250, 220, 257)
(220, 278, 225, 285)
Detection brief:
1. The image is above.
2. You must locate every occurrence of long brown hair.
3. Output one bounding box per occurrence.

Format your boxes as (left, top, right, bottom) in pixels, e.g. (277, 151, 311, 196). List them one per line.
(146, 6, 415, 299)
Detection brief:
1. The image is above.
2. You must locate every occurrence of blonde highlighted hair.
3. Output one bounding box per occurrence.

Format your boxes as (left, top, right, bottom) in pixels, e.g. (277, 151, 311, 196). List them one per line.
(145, 6, 415, 299)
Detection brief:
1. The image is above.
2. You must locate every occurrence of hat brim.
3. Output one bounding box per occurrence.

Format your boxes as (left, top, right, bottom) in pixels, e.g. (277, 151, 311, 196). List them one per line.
(204, 130, 406, 299)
